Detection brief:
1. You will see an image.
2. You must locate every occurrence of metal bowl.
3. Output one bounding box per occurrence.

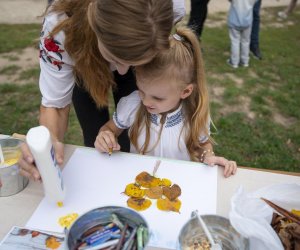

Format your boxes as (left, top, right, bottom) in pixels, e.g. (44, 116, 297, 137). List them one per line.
(0, 138, 29, 197)
(66, 206, 149, 250)
(178, 214, 249, 250)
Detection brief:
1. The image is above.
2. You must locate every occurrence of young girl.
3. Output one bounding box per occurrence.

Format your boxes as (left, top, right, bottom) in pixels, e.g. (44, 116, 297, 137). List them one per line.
(95, 27, 237, 177)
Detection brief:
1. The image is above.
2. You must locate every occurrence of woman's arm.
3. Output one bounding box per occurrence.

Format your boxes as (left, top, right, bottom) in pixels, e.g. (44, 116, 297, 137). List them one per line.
(19, 105, 70, 181)
(39, 105, 70, 142)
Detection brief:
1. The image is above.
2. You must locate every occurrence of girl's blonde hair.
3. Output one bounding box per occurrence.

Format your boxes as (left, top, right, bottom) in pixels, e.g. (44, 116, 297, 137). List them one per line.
(131, 27, 213, 161)
(47, 0, 173, 107)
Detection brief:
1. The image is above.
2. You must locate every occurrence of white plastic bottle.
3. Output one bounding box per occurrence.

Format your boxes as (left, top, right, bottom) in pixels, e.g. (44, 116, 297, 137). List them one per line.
(26, 125, 66, 207)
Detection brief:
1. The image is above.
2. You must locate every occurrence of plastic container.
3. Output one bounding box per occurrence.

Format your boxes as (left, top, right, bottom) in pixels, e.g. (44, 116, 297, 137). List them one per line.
(0, 138, 29, 196)
(26, 125, 65, 207)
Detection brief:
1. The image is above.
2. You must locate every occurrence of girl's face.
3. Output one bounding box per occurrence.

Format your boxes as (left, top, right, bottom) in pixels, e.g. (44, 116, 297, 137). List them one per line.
(97, 40, 152, 75)
(137, 76, 193, 115)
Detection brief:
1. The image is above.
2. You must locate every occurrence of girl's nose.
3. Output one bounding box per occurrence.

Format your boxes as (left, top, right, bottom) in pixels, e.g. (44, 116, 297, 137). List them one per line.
(142, 96, 152, 107)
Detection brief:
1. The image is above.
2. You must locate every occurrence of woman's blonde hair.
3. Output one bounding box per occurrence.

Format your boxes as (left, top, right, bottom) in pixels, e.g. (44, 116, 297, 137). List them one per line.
(47, 0, 173, 107)
(131, 27, 213, 161)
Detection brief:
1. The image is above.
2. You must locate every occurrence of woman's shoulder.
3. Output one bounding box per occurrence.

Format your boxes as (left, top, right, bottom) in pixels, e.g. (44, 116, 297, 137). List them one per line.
(40, 10, 73, 66)
(43, 11, 68, 31)
(41, 11, 68, 46)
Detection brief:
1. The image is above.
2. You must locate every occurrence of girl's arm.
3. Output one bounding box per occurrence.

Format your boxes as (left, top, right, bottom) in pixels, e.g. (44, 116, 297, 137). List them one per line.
(94, 120, 124, 153)
(200, 142, 237, 178)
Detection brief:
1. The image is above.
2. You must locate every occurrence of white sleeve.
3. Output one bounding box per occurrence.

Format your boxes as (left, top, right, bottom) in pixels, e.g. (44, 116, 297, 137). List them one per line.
(113, 91, 141, 129)
(39, 12, 75, 108)
(173, 0, 186, 23)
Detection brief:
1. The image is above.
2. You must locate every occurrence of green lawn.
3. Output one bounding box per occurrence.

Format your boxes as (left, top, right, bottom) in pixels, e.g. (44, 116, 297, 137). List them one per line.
(0, 7, 299, 172)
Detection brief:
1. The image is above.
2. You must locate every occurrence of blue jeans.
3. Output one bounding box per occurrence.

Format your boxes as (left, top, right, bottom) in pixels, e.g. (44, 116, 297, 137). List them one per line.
(250, 0, 261, 49)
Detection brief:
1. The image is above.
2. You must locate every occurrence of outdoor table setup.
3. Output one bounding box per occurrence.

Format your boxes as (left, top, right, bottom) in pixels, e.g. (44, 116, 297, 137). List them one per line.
(0, 140, 299, 249)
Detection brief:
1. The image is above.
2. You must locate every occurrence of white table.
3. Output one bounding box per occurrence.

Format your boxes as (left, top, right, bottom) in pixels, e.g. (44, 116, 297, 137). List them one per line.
(1, 144, 299, 248)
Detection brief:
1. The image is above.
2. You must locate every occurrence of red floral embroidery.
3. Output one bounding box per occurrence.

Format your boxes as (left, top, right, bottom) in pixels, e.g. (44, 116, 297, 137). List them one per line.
(52, 60, 64, 66)
(39, 36, 65, 71)
(44, 38, 60, 52)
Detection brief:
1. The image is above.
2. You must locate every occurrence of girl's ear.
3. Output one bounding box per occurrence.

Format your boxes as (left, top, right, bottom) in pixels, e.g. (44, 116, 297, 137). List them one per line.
(180, 83, 194, 99)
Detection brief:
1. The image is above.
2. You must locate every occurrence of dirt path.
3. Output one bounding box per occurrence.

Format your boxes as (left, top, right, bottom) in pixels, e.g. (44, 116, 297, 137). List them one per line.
(0, 0, 291, 24)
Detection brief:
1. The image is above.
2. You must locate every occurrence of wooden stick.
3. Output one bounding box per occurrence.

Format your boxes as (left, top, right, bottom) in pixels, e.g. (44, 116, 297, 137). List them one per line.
(115, 223, 128, 250)
(261, 198, 300, 225)
(152, 160, 161, 176)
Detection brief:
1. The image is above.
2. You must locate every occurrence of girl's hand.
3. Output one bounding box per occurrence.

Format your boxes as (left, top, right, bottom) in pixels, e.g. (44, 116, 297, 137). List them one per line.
(203, 155, 237, 178)
(95, 130, 120, 154)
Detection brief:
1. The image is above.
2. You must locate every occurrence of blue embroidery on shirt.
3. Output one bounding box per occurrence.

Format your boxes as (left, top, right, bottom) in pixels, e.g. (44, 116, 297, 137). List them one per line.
(150, 114, 159, 126)
(165, 110, 183, 128)
(150, 109, 183, 128)
(113, 112, 127, 129)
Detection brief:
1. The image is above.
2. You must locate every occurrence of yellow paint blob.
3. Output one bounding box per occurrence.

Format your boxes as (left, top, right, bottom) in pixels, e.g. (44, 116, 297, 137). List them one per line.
(3, 158, 19, 167)
(291, 209, 300, 217)
(45, 236, 61, 249)
(58, 213, 79, 228)
(57, 201, 63, 207)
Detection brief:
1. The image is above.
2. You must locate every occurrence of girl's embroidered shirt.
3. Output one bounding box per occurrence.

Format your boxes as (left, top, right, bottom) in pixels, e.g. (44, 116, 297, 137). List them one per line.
(113, 91, 210, 161)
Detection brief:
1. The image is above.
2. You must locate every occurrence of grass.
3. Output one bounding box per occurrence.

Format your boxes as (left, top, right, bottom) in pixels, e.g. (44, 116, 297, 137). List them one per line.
(18, 67, 40, 80)
(0, 7, 299, 172)
(203, 7, 300, 172)
(0, 24, 40, 53)
(0, 65, 21, 75)
(0, 83, 80, 144)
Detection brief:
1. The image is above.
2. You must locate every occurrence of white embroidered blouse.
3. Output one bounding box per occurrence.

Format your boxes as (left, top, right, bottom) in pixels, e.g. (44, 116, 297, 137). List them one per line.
(113, 91, 210, 161)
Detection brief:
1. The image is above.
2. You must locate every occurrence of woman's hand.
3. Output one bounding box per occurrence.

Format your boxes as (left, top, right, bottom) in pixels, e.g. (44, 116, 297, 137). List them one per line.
(95, 130, 120, 154)
(203, 155, 237, 178)
(18, 140, 64, 181)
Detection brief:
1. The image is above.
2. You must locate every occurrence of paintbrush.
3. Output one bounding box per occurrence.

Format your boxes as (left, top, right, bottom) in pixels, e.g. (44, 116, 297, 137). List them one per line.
(108, 148, 113, 157)
(152, 160, 161, 176)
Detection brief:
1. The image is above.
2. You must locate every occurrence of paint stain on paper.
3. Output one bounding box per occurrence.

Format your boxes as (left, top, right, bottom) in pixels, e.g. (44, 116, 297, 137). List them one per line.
(58, 213, 78, 228)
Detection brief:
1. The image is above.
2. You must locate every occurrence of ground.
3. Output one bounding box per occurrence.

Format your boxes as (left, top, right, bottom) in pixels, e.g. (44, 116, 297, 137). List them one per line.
(0, 0, 291, 85)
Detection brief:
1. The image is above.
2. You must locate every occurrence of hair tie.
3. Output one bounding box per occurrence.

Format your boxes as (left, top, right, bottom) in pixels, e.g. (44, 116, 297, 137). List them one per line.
(173, 33, 183, 41)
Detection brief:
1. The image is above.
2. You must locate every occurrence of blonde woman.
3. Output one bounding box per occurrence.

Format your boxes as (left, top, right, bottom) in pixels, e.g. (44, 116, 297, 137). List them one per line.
(96, 27, 237, 178)
(19, 0, 185, 181)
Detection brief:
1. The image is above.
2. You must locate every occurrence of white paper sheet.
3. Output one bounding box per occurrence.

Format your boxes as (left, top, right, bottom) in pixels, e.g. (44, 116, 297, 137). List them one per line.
(26, 148, 217, 249)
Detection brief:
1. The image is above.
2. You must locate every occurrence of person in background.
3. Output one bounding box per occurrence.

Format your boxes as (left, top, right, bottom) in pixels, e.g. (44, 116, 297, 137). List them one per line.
(18, 0, 185, 181)
(95, 27, 237, 178)
(250, 0, 262, 60)
(278, 0, 298, 19)
(187, 0, 210, 39)
(227, 0, 258, 68)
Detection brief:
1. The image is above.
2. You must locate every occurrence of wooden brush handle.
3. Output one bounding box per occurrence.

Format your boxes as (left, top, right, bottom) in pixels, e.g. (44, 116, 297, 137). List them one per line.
(261, 198, 300, 225)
